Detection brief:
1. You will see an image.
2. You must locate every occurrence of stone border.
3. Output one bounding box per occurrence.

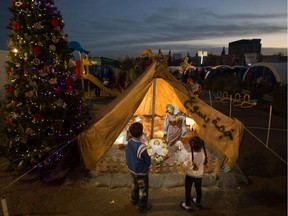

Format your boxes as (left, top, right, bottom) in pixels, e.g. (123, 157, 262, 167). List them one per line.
(77, 169, 248, 188)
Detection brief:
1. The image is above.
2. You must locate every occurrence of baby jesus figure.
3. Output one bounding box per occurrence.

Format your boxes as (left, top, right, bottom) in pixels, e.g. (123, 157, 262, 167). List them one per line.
(147, 139, 168, 163)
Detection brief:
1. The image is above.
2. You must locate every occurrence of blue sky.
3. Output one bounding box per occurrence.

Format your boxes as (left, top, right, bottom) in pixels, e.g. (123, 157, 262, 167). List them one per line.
(0, 0, 287, 58)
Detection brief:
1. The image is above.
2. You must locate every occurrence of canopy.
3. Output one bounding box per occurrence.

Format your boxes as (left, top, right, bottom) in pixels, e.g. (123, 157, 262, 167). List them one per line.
(89, 56, 120, 67)
(242, 62, 287, 85)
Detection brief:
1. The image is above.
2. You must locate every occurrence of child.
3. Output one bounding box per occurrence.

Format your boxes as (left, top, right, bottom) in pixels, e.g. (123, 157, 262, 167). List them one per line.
(180, 136, 207, 211)
(125, 122, 152, 212)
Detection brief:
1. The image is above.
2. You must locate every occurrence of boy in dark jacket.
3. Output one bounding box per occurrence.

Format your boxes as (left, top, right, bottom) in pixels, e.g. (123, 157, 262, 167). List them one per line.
(126, 122, 152, 211)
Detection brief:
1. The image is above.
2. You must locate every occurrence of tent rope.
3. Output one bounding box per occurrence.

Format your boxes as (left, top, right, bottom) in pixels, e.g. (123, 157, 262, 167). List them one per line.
(0, 136, 77, 195)
(244, 127, 287, 164)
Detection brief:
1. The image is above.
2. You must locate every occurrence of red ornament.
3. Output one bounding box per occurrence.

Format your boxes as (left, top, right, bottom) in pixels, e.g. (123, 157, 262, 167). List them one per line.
(51, 18, 59, 27)
(13, 21, 21, 30)
(4, 119, 12, 124)
(31, 46, 41, 54)
(5, 85, 15, 92)
(66, 78, 73, 93)
(65, 78, 71, 86)
(33, 113, 42, 122)
(54, 88, 61, 94)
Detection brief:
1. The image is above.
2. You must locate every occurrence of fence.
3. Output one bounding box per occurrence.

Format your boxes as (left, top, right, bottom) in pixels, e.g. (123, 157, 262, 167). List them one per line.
(95, 158, 220, 174)
(96, 159, 185, 174)
(210, 90, 287, 165)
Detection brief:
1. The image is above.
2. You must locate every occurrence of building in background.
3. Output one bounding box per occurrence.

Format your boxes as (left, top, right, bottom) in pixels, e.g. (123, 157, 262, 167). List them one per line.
(228, 39, 262, 65)
(171, 53, 182, 66)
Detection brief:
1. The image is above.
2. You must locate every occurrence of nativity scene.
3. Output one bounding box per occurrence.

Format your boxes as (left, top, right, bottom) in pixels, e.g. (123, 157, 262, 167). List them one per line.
(78, 52, 244, 175)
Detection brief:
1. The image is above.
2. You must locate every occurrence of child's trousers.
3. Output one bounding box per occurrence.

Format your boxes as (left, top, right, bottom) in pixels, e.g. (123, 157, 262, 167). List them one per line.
(130, 173, 149, 208)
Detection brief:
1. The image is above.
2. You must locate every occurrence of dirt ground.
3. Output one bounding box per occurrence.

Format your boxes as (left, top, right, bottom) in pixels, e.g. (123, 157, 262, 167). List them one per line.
(0, 158, 286, 216)
(0, 90, 287, 216)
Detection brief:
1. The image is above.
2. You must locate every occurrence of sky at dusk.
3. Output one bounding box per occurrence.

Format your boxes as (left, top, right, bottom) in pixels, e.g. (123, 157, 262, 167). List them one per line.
(0, 0, 287, 59)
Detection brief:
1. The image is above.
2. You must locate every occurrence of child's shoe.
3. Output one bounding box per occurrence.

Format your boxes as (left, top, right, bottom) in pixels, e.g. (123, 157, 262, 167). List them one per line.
(192, 198, 201, 206)
(138, 203, 152, 212)
(180, 202, 192, 211)
(130, 199, 138, 205)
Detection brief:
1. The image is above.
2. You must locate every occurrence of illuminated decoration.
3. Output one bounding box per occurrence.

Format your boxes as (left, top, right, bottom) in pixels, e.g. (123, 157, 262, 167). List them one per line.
(180, 56, 196, 74)
(197, 51, 208, 65)
(3, 0, 91, 172)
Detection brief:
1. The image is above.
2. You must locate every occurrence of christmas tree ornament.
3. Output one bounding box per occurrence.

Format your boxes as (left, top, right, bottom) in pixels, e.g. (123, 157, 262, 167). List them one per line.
(32, 58, 40, 65)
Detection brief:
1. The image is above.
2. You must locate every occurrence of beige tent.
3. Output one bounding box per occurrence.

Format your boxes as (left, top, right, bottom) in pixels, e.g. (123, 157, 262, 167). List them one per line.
(78, 61, 244, 171)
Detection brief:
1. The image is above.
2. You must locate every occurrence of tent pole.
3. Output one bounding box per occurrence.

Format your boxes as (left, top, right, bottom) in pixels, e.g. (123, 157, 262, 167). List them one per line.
(266, 105, 272, 147)
(150, 79, 156, 139)
(209, 90, 213, 107)
(229, 95, 232, 117)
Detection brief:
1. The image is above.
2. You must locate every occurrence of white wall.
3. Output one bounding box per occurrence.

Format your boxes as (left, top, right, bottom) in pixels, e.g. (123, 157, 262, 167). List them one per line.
(0, 50, 9, 101)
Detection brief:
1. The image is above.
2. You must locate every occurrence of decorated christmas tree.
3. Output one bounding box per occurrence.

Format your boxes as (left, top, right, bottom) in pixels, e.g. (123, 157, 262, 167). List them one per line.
(3, 0, 90, 172)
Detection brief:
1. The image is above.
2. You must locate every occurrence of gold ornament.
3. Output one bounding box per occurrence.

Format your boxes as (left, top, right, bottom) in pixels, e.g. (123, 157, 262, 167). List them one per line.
(43, 66, 50, 73)
(14, 90, 19, 97)
(24, 33, 31, 41)
(15, 1, 23, 7)
(49, 45, 56, 51)
(32, 58, 40, 65)
(34, 22, 42, 30)
(51, 35, 59, 43)
(49, 78, 57, 85)
(25, 90, 34, 98)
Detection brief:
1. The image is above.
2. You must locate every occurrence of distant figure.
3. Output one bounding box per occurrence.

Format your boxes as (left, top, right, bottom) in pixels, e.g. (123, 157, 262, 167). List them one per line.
(182, 69, 193, 84)
(187, 78, 201, 97)
(102, 77, 111, 88)
(90, 66, 101, 96)
(94, 70, 101, 96)
(115, 71, 126, 93)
